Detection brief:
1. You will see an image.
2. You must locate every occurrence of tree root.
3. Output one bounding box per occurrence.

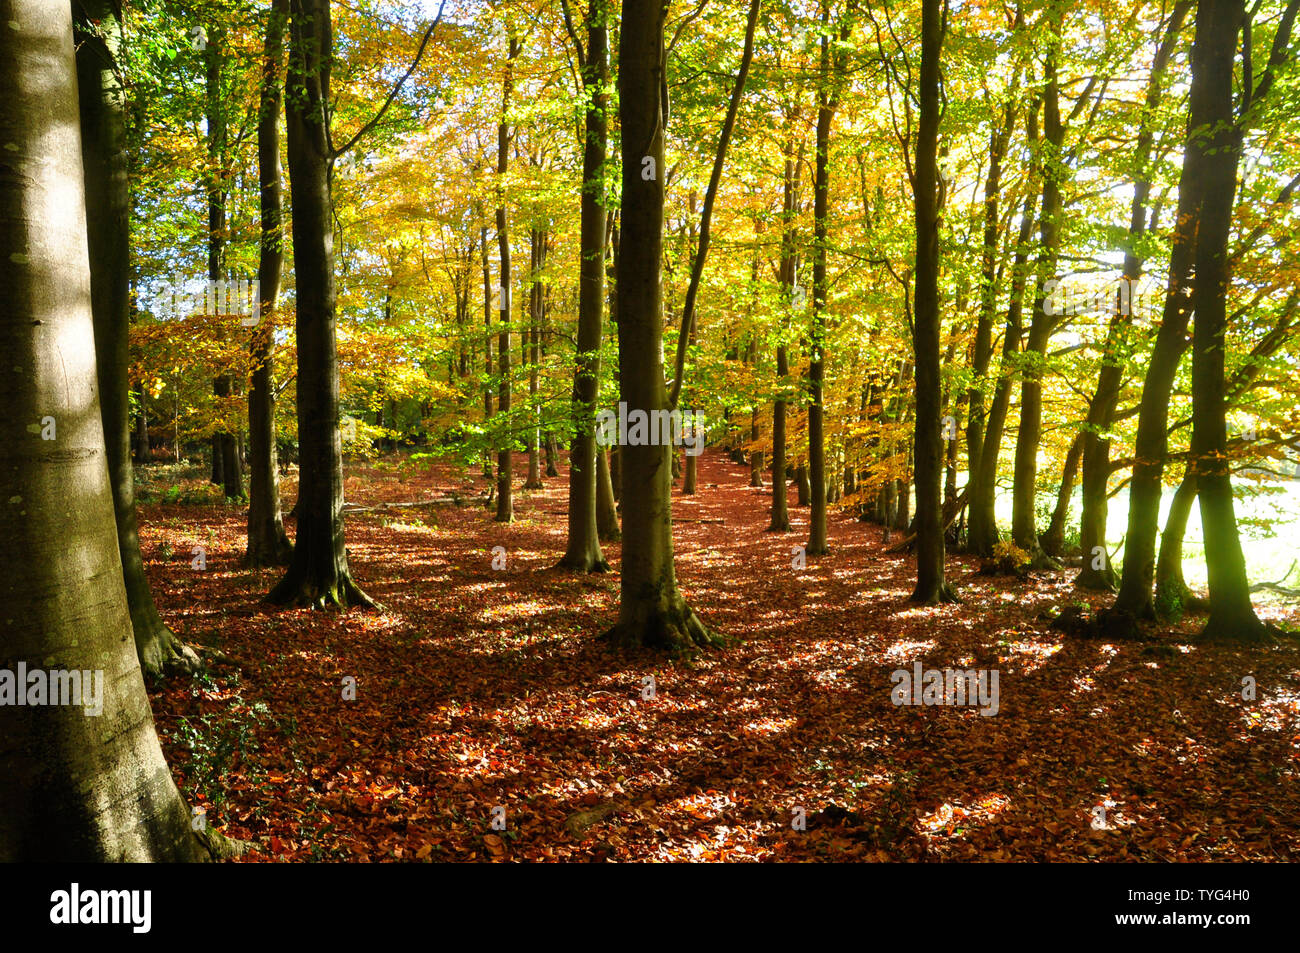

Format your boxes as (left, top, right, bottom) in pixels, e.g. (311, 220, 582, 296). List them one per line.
(265, 571, 381, 611)
(194, 827, 254, 861)
(556, 553, 611, 573)
(599, 604, 726, 655)
(139, 625, 202, 683)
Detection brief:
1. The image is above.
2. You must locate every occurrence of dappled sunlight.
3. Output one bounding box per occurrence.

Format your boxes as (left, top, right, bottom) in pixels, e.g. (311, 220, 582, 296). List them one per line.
(136, 451, 1300, 862)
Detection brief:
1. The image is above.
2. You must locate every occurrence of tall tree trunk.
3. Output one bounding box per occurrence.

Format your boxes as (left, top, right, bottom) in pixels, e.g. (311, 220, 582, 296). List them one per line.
(1011, 17, 1064, 562)
(806, 17, 838, 558)
(683, 447, 698, 493)
(968, 108, 1040, 556)
(267, 0, 373, 608)
(524, 225, 544, 489)
(481, 217, 493, 483)
(1188, 0, 1264, 641)
(966, 84, 1018, 502)
(206, 25, 242, 501)
(749, 339, 763, 487)
(556, 0, 609, 575)
(1077, 1, 1190, 590)
(245, 0, 292, 568)
(494, 35, 520, 523)
(133, 382, 150, 461)
(0, 0, 207, 860)
(602, 0, 714, 650)
(76, 0, 198, 679)
(769, 139, 800, 532)
(1110, 63, 1214, 623)
(910, 0, 952, 602)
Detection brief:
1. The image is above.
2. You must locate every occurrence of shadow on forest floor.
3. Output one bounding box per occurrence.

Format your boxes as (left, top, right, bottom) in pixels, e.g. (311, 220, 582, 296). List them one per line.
(140, 449, 1300, 861)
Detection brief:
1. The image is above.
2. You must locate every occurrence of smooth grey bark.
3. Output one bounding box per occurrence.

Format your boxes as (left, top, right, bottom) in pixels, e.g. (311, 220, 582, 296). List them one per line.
(0, 0, 206, 860)
(77, 0, 198, 679)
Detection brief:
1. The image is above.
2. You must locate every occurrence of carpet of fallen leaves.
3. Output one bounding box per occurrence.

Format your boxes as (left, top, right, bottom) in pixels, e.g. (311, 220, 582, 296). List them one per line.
(141, 450, 1300, 862)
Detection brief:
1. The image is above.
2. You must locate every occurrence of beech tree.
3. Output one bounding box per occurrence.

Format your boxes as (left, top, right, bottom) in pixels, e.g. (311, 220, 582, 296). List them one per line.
(267, 0, 376, 607)
(0, 0, 206, 861)
(76, 0, 198, 678)
(557, 0, 611, 572)
(601, 0, 716, 651)
(245, 0, 294, 568)
(909, 0, 954, 603)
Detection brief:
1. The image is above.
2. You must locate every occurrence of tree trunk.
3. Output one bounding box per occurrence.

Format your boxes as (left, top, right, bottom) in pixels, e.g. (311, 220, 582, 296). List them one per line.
(601, 0, 715, 650)
(770, 134, 800, 533)
(494, 35, 520, 523)
(267, 0, 373, 609)
(205, 25, 243, 502)
(683, 450, 697, 494)
(609, 442, 621, 502)
(0, 0, 207, 860)
(524, 226, 544, 489)
(133, 383, 150, 462)
(481, 218, 493, 482)
(1110, 62, 1213, 622)
(77, 0, 198, 679)
(545, 430, 559, 476)
(796, 464, 810, 505)
(1011, 17, 1064, 561)
(968, 123, 1040, 556)
(966, 81, 1018, 503)
(1155, 463, 1200, 618)
(211, 434, 223, 484)
(596, 447, 620, 541)
(909, 0, 952, 602)
(806, 24, 836, 559)
(1041, 431, 1084, 559)
(1077, 2, 1190, 590)
(558, 0, 609, 571)
(1188, 0, 1264, 641)
(246, 0, 293, 567)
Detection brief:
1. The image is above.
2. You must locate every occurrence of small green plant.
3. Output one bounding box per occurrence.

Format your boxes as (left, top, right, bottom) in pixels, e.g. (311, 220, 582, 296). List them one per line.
(165, 684, 273, 822)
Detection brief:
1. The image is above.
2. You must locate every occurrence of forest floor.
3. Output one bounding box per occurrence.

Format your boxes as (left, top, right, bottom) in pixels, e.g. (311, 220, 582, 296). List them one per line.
(139, 450, 1300, 861)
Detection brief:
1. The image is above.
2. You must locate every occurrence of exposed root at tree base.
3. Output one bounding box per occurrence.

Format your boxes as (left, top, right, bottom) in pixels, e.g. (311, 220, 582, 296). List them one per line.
(599, 606, 726, 655)
(194, 826, 253, 861)
(909, 582, 959, 605)
(556, 554, 611, 573)
(1198, 615, 1276, 645)
(265, 573, 382, 611)
(1078, 607, 1162, 642)
(1074, 568, 1117, 592)
(139, 626, 202, 683)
